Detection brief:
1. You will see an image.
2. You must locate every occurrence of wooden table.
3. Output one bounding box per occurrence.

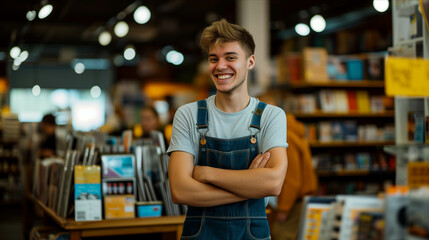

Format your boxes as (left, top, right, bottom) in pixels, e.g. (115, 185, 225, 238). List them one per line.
(28, 195, 185, 240)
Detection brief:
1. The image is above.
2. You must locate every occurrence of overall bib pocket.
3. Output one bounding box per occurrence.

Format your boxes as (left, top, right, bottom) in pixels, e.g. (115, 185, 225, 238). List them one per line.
(206, 148, 250, 169)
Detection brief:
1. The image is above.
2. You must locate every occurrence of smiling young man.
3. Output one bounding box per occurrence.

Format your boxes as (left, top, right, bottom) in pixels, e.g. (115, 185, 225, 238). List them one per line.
(167, 19, 288, 239)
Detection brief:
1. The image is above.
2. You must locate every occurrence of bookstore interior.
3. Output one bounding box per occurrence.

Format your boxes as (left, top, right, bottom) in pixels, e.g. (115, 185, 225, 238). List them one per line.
(0, 0, 429, 239)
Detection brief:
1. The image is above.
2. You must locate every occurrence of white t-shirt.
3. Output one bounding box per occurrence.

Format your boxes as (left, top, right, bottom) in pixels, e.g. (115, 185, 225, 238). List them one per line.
(167, 95, 288, 165)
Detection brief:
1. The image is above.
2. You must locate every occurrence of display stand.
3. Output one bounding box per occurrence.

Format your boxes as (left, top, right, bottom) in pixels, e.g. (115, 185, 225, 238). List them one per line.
(27, 194, 185, 240)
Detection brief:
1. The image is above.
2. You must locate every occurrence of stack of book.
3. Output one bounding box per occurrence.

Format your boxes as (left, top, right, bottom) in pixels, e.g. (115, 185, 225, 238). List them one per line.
(297, 186, 429, 240)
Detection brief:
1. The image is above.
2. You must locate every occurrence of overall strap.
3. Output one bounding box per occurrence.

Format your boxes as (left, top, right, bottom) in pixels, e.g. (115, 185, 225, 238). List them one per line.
(249, 101, 267, 130)
(197, 100, 209, 129)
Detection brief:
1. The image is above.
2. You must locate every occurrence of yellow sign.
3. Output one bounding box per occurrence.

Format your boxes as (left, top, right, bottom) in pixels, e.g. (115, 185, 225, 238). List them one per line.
(385, 57, 429, 97)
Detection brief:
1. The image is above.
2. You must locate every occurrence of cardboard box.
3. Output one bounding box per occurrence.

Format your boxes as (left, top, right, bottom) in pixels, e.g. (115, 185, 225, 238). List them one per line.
(104, 195, 135, 219)
(136, 201, 163, 218)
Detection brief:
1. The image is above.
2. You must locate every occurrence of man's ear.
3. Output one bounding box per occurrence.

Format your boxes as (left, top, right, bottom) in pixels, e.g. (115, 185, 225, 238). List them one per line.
(247, 55, 255, 70)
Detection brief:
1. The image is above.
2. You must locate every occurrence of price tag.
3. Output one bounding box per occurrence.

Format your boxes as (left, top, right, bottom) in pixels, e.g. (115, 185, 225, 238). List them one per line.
(385, 57, 429, 97)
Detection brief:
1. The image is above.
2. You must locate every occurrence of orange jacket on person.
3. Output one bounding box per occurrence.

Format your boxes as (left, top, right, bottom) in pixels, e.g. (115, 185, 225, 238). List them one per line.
(277, 114, 318, 212)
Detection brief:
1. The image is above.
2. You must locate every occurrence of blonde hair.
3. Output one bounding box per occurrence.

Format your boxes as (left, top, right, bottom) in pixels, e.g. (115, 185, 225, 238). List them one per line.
(200, 19, 255, 57)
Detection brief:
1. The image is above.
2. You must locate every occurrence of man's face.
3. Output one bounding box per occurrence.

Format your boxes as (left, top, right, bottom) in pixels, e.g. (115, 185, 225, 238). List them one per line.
(141, 109, 159, 133)
(208, 41, 255, 94)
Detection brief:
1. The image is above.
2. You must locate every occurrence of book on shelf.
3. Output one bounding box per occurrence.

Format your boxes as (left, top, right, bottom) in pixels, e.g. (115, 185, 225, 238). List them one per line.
(319, 121, 333, 142)
(413, 112, 425, 143)
(346, 58, 364, 80)
(286, 53, 302, 83)
(409, 4, 423, 39)
(274, 52, 302, 85)
(327, 55, 364, 81)
(302, 47, 329, 82)
(332, 121, 345, 141)
(426, 116, 429, 144)
(334, 90, 349, 112)
(74, 165, 102, 221)
(347, 91, 358, 112)
(370, 95, 385, 113)
(305, 124, 317, 142)
(319, 90, 336, 112)
(343, 120, 358, 142)
(407, 111, 426, 143)
(356, 91, 371, 113)
(327, 55, 348, 80)
(32, 157, 64, 207)
(298, 94, 316, 113)
(356, 211, 384, 240)
(365, 54, 385, 80)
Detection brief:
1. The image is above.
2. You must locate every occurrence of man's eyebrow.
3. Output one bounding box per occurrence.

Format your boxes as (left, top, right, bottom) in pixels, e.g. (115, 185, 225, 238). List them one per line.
(208, 52, 239, 57)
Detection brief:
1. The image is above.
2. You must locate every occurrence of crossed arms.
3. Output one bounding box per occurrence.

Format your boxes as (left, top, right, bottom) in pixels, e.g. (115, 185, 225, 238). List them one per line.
(168, 147, 288, 207)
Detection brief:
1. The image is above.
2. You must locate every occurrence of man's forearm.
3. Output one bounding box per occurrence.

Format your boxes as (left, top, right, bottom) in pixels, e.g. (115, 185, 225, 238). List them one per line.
(169, 175, 247, 207)
(195, 148, 287, 199)
(198, 167, 283, 198)
(168, 151, 247, 207)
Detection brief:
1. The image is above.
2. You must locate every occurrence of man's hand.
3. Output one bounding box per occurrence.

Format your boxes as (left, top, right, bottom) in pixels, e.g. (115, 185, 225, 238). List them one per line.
(248, 152, 271, 169)
(193, 152, 271, 183)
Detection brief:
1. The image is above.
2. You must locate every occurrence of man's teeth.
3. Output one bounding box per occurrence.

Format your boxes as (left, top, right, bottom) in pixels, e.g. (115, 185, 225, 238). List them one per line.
(218, 74, 232, 79)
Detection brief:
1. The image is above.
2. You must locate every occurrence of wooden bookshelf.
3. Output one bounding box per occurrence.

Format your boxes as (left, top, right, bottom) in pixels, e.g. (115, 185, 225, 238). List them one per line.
(316, 169, 395, 177)
(310, 140, 395, 148)
(294, 110, 395, 118)
(28, 194, 185, 240)
(282, 80, 386, 90)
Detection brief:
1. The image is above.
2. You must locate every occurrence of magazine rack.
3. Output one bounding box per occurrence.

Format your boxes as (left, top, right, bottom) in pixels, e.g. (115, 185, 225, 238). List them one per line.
(27, 194, 185, 240)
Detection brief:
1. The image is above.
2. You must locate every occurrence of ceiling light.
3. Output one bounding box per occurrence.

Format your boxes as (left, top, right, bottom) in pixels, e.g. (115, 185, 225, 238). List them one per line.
(38, 4, 53, 19)
(32, 85, 41, 96)
(74, 62, 85, 74)
(295, 23, 310, 36)
(134, 6, 151, 24)
(124, 45, 136, 60)
(26, 10, 37, 21)
(9, 46, 21, 59)
(373, 0, 389, 13)
(310, 14, 326, 32)
(114, 21, 129, 38)
(13, 58, 22, 67)
(17, 50, 29, 62)
(12, 63, 20, 71)
(166, 50, 184, 65)
(90, 86, 101, 98)
(98, 31, 112, 46)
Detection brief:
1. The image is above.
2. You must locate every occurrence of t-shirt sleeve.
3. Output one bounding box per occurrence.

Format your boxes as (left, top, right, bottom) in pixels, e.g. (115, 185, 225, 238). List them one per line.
(166, 105, 196, 158)
(260, 106, 288, 153)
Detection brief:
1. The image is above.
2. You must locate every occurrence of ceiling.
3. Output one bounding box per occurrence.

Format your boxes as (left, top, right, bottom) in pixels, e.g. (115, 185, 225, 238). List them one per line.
(0, 0, 391, 77)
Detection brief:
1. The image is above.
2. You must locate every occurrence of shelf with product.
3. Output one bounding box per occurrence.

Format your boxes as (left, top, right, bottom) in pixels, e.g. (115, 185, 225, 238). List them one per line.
(383, 0, 429, 187)
(0, 113, 23, 205)
(269, 47, 396, 195)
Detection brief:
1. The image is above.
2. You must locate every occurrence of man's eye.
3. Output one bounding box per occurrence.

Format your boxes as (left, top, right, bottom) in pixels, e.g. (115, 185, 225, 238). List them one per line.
(209, 58, 218, 62)
(227, 57, 236, 60)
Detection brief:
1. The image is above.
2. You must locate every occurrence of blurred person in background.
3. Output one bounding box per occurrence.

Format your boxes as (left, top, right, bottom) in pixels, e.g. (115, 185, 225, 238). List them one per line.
(270, 114, 318, 240)
(141, 106, 162, 138)
(38, 114, 57, 158)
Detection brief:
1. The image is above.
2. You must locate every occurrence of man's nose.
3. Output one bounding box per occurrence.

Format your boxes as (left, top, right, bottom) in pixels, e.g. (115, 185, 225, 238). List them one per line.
(216, 59, 227, 70)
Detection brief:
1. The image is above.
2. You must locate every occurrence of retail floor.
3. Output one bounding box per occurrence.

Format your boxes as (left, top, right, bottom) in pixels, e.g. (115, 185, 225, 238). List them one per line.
(0, 203, 25, 240)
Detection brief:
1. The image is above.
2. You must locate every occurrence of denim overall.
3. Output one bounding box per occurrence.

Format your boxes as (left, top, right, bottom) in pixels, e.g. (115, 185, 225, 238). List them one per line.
(180, 100, 271, 240)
